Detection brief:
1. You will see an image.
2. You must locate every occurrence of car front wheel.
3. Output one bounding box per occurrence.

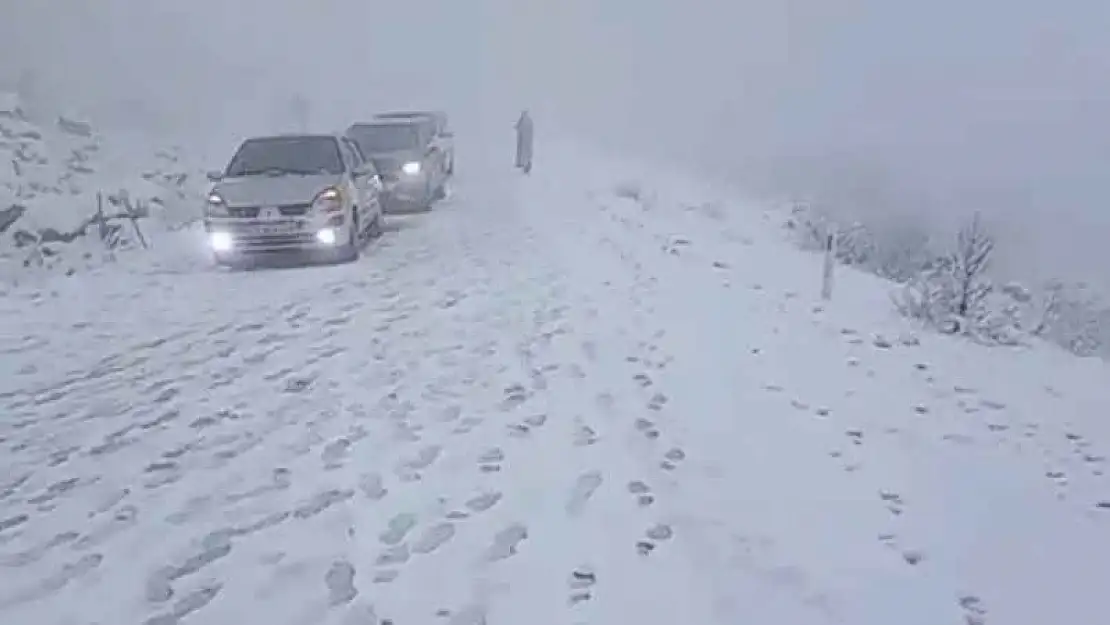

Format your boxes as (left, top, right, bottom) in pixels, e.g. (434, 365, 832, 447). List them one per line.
(335, 220, 360, 263)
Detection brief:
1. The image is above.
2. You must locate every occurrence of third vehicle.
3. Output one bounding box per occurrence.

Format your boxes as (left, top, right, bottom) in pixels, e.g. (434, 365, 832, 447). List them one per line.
(345, 117, 448, 212)
(374, 110, 454, 175)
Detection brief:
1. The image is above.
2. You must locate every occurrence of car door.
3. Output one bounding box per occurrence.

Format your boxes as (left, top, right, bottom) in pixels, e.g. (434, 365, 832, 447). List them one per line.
(419, 123, 444, 183)
(345, 138, 382, 216)
(437, 116, 454, 169)
(338, 138, 369, 224)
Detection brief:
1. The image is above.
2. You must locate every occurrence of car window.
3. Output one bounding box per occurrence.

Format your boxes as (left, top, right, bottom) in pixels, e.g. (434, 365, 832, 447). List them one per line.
(338, 140, 360, 172)
(415, 121, 434, 146)
(225, 136, 344, 177)
(346, 124, 422, 153)
(344, 138, 366, 165)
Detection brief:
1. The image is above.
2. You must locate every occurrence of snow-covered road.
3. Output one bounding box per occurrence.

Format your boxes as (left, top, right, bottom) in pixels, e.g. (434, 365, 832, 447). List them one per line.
(2, 145, 1110, 625)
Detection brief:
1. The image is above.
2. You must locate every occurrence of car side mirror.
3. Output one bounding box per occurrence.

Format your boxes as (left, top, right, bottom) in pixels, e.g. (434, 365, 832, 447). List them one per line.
(206, 170, 222, 182)
(440, 131, 453, 138)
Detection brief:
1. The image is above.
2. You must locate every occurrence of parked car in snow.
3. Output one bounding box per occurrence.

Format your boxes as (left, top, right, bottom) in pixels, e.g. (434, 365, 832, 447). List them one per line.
(373, 110, 454, 175)
(203, 133, 384, 267)
(345, 118, 448, 212)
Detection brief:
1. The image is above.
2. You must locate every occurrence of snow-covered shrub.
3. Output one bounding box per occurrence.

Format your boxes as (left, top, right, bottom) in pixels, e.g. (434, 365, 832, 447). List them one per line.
(782, 194, 1110, 358)
(785, 200, 932, 281)
(895, 213, 1005, 340)
(1034, 282, 1110, 358)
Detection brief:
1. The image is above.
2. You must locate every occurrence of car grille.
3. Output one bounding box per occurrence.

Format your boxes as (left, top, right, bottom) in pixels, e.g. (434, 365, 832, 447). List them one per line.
(226, 203, 311, 218)
(234, 232, 319, 250)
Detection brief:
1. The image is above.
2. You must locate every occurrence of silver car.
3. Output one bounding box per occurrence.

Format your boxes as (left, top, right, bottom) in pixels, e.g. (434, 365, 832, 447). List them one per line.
(345, 119, 448, 212)
(373, 110, 454, 175)
(203, 133, 384, 267)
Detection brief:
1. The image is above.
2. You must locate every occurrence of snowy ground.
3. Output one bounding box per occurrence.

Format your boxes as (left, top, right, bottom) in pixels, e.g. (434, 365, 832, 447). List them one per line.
(2, 141, 1109, 625)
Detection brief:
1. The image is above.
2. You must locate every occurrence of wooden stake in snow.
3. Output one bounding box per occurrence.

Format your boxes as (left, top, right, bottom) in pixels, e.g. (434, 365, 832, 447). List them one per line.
(821, 228, 836, 300)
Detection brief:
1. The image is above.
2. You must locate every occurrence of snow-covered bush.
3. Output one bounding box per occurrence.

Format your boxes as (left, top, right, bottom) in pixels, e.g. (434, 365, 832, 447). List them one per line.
(785, 199, 1110, 358)
(785, 200, 932, 282)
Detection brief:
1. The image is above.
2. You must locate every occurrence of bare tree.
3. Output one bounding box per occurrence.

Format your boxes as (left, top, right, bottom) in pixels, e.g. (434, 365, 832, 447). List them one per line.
(896, 212, 995, 335)
(951, 212, 994, 319)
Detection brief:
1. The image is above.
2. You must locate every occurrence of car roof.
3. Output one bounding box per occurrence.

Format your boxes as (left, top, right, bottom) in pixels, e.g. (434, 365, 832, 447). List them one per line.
(243, 133, 342, 142)
(375, 111, 442, 119)
(347, 119, 424, 132)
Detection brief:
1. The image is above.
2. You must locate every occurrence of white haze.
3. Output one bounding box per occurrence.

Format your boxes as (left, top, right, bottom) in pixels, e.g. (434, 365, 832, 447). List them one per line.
(3, 0, 1109, 290)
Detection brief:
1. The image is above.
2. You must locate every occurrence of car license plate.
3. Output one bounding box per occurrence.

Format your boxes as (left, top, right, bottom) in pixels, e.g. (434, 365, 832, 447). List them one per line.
(255, 221, 299, 235)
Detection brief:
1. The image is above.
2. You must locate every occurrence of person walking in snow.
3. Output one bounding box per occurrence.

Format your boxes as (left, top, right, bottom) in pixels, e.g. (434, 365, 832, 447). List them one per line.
(514, 109, 533, 174)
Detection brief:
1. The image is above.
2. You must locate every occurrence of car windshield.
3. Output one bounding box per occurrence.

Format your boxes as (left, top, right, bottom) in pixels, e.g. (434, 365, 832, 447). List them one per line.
(224, 136, 343, 177)
(347, 124, 421, 153)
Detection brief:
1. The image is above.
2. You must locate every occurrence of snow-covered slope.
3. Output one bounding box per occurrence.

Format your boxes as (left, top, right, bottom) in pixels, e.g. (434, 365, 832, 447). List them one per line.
(0, 137, 1107, 625)
(0, 92, 206, 284)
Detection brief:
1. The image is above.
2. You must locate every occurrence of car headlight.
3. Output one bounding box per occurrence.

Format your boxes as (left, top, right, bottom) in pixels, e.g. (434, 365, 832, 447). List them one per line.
(312, 187, 343, 213)
(206, 191, 229, 216)
(401, 161, 421, 175)
(209, 231, 233, 252)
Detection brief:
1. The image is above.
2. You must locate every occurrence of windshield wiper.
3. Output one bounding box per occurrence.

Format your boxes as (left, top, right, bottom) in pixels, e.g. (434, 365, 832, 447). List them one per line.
(280, 168, 331, 176)
(232, 167, 291, 177)
(232, 167, 333, 177)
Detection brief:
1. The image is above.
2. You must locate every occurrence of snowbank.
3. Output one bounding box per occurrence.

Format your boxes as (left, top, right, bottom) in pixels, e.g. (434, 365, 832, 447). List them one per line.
(0, 91, 206, 285)
(522, 139, 1110, 624)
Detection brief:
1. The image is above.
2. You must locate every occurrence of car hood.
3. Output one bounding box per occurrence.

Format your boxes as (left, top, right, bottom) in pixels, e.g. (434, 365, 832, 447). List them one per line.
(365, 149, 422, 172)
(213, 173, 343, 207)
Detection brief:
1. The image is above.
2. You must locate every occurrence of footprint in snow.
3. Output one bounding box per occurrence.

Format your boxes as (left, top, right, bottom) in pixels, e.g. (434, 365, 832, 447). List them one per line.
(879, 490, 905, 515)
(660, 447, 685, 471)
(438, 405, 463, 423)
(507, 413, 548, 438)
(452, 415, 483, 436)
(395, 445, 442, 482)
(568, 566, 597, 605)
(322, 438, 352, 470)
(646, 392, 668, 411)
(565, 471, 604, 517)
(486, 524, 528, 561)
(959, 595, 988, 625)
(465, 491, 502, 514)
(358, 473, 388, 500)
(375, 544, 410, 567)
(478, 447, 504, 473)
(283, 374, 317, 393)
(1, 553, 105, 609)
(573, 421, 599, 447)
(412, 522, 456, 555)
(634, 418, 660, 440)
(324, 560, 358, 606)
(636, 523, 673, 556)
(141, 583, 221, 625)
(379, 513, 417, 546)
(627, 480, 654, 507)
(594, 391, 616, 414)
(581, 340, 598, 362)
(500, 384, 529, 410)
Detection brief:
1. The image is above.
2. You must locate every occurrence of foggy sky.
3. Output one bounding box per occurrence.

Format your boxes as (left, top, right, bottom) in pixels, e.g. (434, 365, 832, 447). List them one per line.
(3, 1, 1109, 288)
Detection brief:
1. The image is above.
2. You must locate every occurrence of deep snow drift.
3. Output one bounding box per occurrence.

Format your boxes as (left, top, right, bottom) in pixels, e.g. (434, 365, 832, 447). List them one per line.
(1, 138, 1108, 625)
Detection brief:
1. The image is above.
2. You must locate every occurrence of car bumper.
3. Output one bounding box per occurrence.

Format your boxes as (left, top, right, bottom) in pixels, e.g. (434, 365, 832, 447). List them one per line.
(204, 216, 351, 257)
(383, 175, 429, 204)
